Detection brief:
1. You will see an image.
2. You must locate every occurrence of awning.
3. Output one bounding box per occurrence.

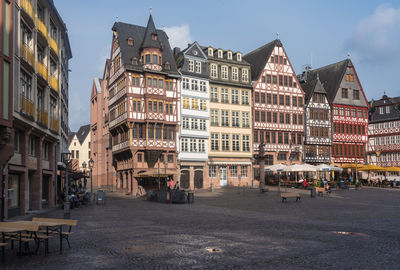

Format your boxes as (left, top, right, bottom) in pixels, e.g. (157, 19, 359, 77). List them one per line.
(136, 169, 181, 177)
(358, 165, 385, 171)
(207, 161, 252, 165)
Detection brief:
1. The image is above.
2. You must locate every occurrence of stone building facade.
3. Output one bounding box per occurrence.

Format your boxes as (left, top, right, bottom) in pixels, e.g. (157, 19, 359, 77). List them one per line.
(5, 0, 71, 219)
(90, 70, 114, 190)
(368, 95, 400, 167)
(202, 45, 253, 187)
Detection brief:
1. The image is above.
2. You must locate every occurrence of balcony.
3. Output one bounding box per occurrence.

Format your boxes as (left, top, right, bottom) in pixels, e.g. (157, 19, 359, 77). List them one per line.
(20, 0, 34, 20)
(50, 75, 59, 91)
(37, 108, 48, 127)
(20, 42, 35, 67)
(37, 18, 47, 37)
(49, 37, 58, 55)
(50, 117, 59, 131)
(37, 61, 48, 81)
(20, 95, 34, 118)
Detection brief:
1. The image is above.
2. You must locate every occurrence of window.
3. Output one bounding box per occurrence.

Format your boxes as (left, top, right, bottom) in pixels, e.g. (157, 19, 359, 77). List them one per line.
(267, 112, 271, 123)
(277, 153, 286, 160)
(227, 51, 232, 60)
(211, 133, 219, 150)
(241, 165, 248, 177)
(200, 100, 207, 111)
(232, 111, 239, 127)
(286, 113, 291, 124)
(230, 166, 238, 177)
(14, 130, 20, 152)
(232, 89, 239, 104)
(267, 94, 271, 104)
(199, 119, 206, 131)
(292, 96, 297, 107)
(273, 112, 277, 123)
(342, 88, 348, 99)
(286, 96, 290, 107)
(221, 66, 228, 80)
(211, 110, 219, 126)
(279, 95, 284, 106)
(351, 109, 356, 117)
(20, 70, 32, 100)
(278, 132, 283, 144)
(298, 97, 303, 107)
(209, 165, 216, 177)
(191, 98, 199, 110)
(298, 114, 303, 125)
(199, 81, 207, 92)
(211, 64, 217, 78)
(242, 91, 249, 105)
(211, 87, 218, 102)
(261, 93, 265, 104)
(199, 139, 205, 152)
(183, 97, 190, 109)
(386, 106, 390, 114)
(190, 139, 197, 152)
(188, 60, 194, 72)
(29, 136, 35, 156)
(242, 135, 250, 152)
(279, 75, 283, 86)
(71, 150, 74, 159)
(237, 53, 242, 61)
(195, 61, 201, 73)
(266, 75, 271, 84)
(242, 112, 249, 128)
(218, 50, 223, 58)
(221, 110, 229, 126)
(222, 134, 230, 151)
(284, 76, 288, 86)
(168, 155, 173, 163)
(242, 69, 249, 82)
(255, 92, 260, 103)
(272, 75, 277, 85)
(293, 113, 297, 125)
(191, 118, 198, 130)
(183, 117, 189, 129)
(232, 67, 238, 81)
(152, 54, 158, 64)
(273, 94, 277, 105)
(221, 88, 229, 103)
(145, 54, 151, 64)
(208, 48, 213, 57)
(76, 150, 79, 159)
(232, 135, 240, 151)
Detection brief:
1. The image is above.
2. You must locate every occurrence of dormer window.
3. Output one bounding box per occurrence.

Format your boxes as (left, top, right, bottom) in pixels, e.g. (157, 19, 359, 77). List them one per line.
(208, 48, 213, 56)
(237, 53, 242, 61)
(127, 37, 134, 46)
(217, 50, 223, 58)
(152, 34, 158, 40)
(132, 57, 138, 65)
(227, 51, 232, 60)
(164, 62, 171, 70)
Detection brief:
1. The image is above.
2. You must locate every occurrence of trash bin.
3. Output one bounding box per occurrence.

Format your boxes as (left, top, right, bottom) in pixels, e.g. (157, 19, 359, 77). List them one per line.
(310, 188, 316, 198)
(97, 189, 105, 204)
(187, 191, 194, 204)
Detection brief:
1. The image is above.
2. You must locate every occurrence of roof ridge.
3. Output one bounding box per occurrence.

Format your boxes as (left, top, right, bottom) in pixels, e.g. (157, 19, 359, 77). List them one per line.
(244, 39, 277, 57)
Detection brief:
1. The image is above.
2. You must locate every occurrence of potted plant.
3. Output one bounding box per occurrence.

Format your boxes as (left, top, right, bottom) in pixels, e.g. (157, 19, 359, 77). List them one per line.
(355, 181, 362, 190)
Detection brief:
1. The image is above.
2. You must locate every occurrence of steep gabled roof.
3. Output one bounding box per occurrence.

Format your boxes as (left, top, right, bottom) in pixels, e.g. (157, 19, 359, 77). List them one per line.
(67, 132, 76, 146)
(140, 14, 161, 50)
(75, 124, 90, 145)
(112, 18, 179, 76)
(302, 59, 350, 103)
(243, 39, 281, 81)
(301, 74, 329, 104)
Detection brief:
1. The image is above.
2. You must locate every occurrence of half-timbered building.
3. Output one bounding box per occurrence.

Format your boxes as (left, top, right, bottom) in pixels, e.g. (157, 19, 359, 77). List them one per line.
(244, 39, 305, 182)
(108, 15, 180, 194)
(300, 74, 332, 164)
(299, 59, 368, 165)
(368, 95, 400, 167)
(175, 42, 209, 190)
(202, 45, 253, 187)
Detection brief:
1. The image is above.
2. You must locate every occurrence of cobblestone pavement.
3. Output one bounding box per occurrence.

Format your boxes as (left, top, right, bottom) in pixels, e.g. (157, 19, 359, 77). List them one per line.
(3, 187, 400, 270)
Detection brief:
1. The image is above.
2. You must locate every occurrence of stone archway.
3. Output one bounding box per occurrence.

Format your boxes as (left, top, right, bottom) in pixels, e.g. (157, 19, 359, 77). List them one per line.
(194, 170, 203, 189)
(180, 170, 190, 189)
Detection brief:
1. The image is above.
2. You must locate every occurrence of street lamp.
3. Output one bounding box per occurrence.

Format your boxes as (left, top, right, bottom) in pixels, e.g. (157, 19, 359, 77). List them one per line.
(88, 158, 94, 203)
(82, 161, 87, 190)
(61, 149, 72, 219)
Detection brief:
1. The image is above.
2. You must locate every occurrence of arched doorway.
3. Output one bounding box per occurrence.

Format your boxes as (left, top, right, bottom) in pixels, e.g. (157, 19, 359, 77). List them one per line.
(180, 170, 190, 189)
(194, 170, 203, 189)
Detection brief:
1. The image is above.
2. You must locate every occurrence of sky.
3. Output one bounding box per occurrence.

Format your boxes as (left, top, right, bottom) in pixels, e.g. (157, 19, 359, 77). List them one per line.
(53, 0, 400, 131)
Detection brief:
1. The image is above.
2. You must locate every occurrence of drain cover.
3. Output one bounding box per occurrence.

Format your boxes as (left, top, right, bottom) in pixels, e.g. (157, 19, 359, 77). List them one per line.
(205, 247, 223, 253)
(332, 231, 367, 237)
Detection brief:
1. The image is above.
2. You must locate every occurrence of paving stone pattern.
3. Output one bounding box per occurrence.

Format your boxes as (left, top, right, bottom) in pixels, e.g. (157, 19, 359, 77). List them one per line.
(3, 187, 400, 270)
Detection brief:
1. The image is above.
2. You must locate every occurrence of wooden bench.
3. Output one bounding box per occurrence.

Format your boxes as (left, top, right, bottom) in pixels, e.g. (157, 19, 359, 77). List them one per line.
(33, 218, 78, 249)
(280, 192, 301, 202)
(0, 222, 40, 254)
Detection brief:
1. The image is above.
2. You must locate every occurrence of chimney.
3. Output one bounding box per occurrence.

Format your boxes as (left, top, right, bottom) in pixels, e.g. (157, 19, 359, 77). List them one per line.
(173, 47, 181, 57)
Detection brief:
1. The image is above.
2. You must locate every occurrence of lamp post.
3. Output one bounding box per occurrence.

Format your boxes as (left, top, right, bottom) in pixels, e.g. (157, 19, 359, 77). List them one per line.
(88, 158, 94, 203)
(61, 149, 72, 219)
(164, 160, 168, 188)
(82, 161, 87, 190)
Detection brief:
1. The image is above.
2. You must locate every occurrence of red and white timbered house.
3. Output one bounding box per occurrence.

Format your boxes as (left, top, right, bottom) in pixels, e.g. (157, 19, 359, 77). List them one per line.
(302, 59, 369, 165)
(107, 15, 180, 194)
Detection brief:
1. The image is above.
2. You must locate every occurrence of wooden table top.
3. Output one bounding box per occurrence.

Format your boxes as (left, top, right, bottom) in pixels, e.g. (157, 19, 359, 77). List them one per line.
(15, 221, 67, 227)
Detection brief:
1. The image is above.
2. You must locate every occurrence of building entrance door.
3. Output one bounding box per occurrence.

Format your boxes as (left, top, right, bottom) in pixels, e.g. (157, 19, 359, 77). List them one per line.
(220, 166, 227, 186)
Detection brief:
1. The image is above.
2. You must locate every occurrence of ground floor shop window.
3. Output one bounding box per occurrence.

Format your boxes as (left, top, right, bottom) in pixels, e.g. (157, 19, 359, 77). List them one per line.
(230, 165, 238, 177)
(240, 165, 248, 177)
(8, 174, 19, 209)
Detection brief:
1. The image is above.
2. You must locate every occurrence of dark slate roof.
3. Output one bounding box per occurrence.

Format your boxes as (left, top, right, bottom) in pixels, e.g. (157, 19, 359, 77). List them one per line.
(243, 39, 281, 81)
(369, 95, 400, 123)
(301, 74, 329, 104)
(75, 124, 90, 145)
(141, 15, 161, 50)
(112, 18, 179, 76)
(67, 132, 75, 146)
(300, 59, 350, 104)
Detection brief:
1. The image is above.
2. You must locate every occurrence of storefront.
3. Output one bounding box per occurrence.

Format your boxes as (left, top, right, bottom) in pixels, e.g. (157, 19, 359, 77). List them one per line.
(7, 174, 20, 218)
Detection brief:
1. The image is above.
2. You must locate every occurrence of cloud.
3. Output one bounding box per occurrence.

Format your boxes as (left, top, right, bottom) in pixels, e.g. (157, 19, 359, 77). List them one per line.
(348, 5, 400, 64)
(162, 24, 192, 49)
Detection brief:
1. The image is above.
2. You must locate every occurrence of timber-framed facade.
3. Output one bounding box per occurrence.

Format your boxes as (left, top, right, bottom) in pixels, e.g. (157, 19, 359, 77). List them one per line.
(108, 15, 180, 193)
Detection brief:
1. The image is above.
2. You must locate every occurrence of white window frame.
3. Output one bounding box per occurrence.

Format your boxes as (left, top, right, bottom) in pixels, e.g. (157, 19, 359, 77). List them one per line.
(227, 51, 232, 60)
(221, 65, 228, 80)
(188, 60, 194, 72)
(195, 61, 201, 73)
(242, 68, 248, 82)
(217, 50, 223, 58)
(237, 53, 242, 61)
(211, 64, 217, 78)
(208, 48, 213, 57)
(232, 67, 238, 81)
